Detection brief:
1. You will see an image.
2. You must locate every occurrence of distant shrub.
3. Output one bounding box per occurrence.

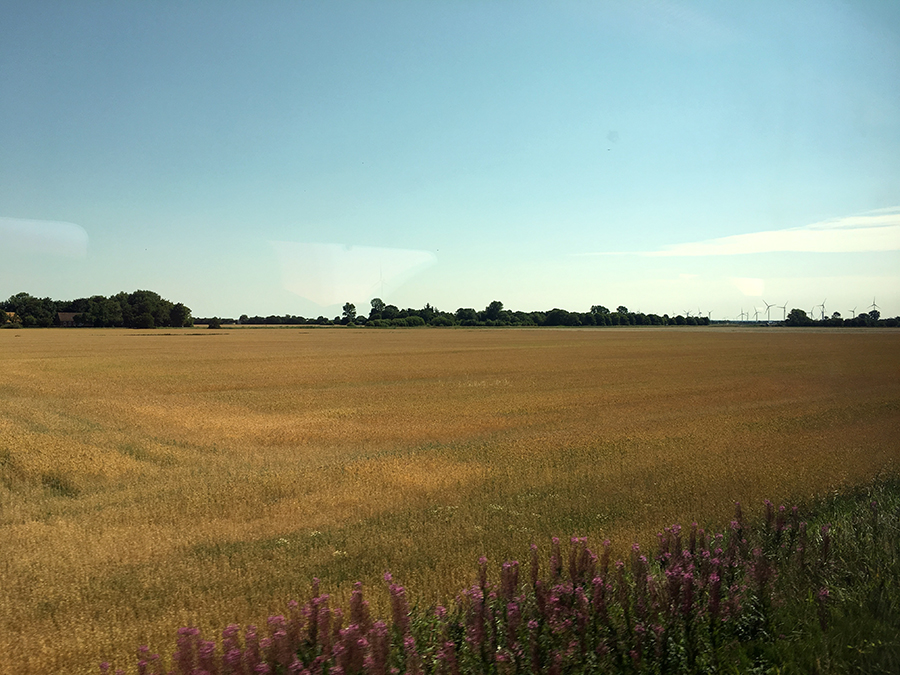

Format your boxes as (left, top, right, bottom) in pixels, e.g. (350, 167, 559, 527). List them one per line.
(430, 316, 455, 326)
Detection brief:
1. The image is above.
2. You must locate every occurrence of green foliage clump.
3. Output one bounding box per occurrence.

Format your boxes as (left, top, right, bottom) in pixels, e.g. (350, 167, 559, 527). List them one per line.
(1, 290, 193, 328)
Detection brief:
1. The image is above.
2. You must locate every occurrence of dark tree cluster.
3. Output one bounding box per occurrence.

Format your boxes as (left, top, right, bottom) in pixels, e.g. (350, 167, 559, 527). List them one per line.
(0, 291, 192, 328)
(360, 299, 709, 328)
(199, 300, 711, 329)
(784, 308, 896, 328)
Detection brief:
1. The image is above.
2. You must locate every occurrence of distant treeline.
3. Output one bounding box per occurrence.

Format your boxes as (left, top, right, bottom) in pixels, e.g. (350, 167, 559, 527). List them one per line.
(201, 299, 899, 328)
(1, 291, 192, 328)
(4, 293, 895, 329)
(784, 307, 897, 327)
(209, 301, 711, 327)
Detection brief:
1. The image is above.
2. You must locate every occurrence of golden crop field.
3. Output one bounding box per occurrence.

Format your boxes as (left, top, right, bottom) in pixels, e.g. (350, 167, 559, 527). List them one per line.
(1, 326, 898, 674)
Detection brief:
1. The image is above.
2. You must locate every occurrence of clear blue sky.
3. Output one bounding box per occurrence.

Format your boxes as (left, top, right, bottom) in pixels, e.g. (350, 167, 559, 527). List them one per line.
(2, 1, 898, 320)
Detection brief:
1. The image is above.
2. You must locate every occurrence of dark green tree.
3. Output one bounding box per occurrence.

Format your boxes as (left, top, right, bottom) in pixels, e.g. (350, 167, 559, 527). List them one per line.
(484, 300, 504, 321)
(417, 303, 437, 323)
(369, 298, 385, 319)
(545, 308, 579, 326)
(455, 307, 478, 325)
(170, 303, 192, 328)
(785, 308, 813, 326)
(5, 293, 56, 327)
(342, 302, 357, 324)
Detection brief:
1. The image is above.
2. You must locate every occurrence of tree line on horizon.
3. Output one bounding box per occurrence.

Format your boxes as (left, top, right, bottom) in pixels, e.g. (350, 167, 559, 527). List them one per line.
(213, 300, 711, 328)
(2, 292, 896, 329)
(784, 307, 893, 327)
(0, 291, 192, 329)
(208, 298, 898, 328)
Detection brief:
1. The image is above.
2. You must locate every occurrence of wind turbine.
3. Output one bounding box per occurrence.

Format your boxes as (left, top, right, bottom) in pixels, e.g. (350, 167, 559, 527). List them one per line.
(684, 309, 692, 318)
(819, 299, 827, 321)
(763, 300, 775, 323)
(870, 297, 880, 314)
(779, 301, 788, 321)
(849, 307, 857, 319)
(753, 308, 760, 322)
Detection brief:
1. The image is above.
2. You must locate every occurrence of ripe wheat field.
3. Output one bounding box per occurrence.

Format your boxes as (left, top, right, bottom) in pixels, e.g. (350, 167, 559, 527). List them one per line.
(1, 326, 898, 674)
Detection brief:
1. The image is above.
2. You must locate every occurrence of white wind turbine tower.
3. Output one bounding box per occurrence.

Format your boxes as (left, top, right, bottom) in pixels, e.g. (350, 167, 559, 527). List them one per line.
(763, 300, 775, 323)
(753, 307, 760, 322)
(779, 301, 788, 321)
(849, 307, 857, 319)
(819, 299, 827, 321)
(870, 297, 880, 315)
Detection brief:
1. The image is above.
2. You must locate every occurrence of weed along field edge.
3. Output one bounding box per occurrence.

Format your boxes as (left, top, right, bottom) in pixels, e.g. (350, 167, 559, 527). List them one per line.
(1, 327, 898, 674)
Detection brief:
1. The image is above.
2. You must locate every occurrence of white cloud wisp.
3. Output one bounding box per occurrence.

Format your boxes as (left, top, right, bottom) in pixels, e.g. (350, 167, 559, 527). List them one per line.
(589, 209, 900, 257)
(0, 217, 88, 258)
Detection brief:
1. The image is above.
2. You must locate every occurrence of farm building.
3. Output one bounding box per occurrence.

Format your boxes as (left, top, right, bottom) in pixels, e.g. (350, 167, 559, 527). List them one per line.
(57, 312, 79, 327)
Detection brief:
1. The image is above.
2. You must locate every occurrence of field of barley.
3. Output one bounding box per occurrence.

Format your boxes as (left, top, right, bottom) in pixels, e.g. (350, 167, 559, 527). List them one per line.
(0, 326, 898, 674)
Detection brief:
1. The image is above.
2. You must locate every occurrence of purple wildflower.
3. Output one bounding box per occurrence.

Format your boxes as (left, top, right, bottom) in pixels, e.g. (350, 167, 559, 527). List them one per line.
(403, 635, 423, 675)
(436, 640, 460, 675)
(368, 621, 390, 675)
(817, 587, 830, 630)
(708, 573, 722, 621)
(506, 601, 522, 650)
(550, 537, 562, 579)
(776, 505, 786, 533)
(681, 572, 694, 618)
(501, 561, 519, 601)
(349, 582, 371, 631)
(388, 583, 411, 638)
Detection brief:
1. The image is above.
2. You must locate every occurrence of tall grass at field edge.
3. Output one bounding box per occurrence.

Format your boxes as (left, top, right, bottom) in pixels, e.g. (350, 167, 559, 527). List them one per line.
(105, 477, 900, 675)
